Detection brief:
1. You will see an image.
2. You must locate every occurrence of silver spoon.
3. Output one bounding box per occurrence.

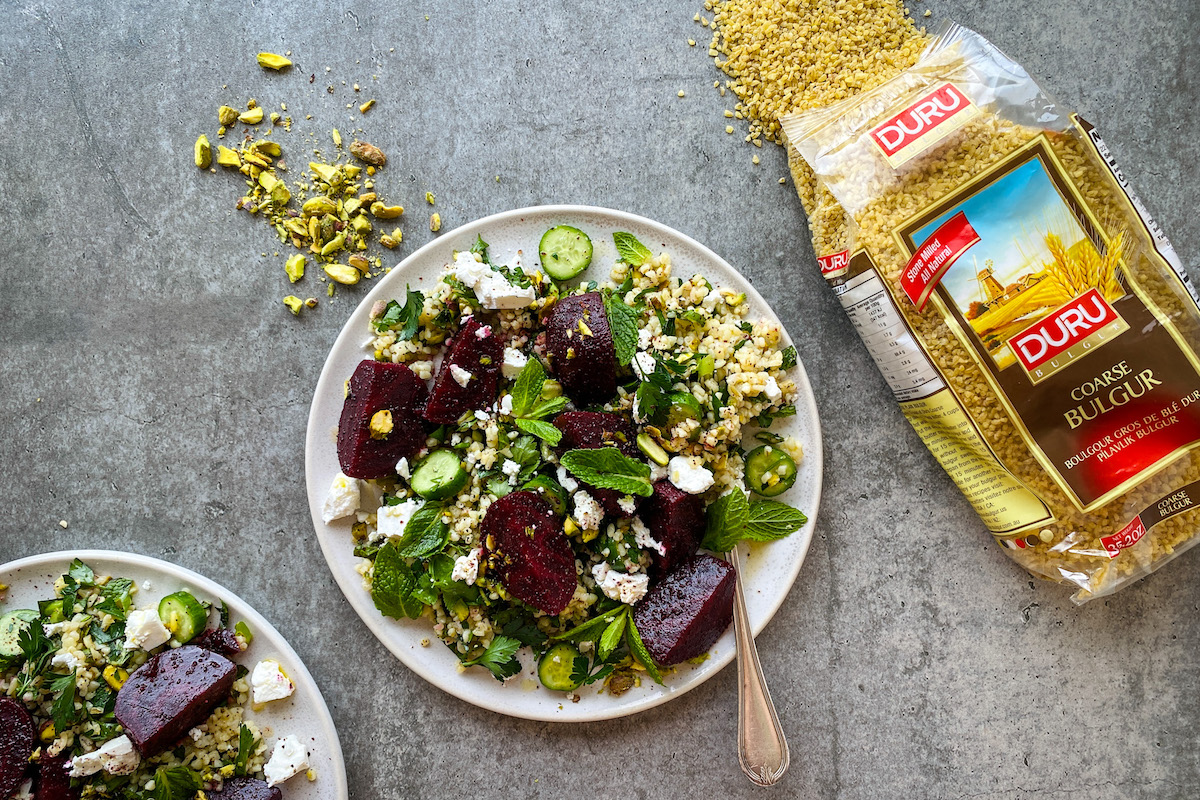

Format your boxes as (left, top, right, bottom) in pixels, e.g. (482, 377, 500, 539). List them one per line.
(729, 545, 790, 786)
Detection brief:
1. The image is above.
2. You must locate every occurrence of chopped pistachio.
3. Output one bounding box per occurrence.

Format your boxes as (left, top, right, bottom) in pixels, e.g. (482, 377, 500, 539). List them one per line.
(255, 140, 281, 157)
(357, 192, 377, 204)
(283, 295, 304, 315)
(348, 254, 369, 272)
(380, 234, 398, 249)
(368, 409, 393, 439)
(194, 135, 212, 169)
(350, 215, 373, 235)
(238, 107, 264, 124)
(370, 202, 403, 219)
(309, 162, 342, 185)
(349, 140, 386, 166)
(257, 52, 293, 70)
(305, 298, 318, 308)
(302, 196, 337, 216)
(285, 254, 306, 283)
(218, 105, 240, 126)
(320, 233, 346, 256)
(425, 192, 435, 205)
(323, 263, 360, 285)
(429, 213, 441, 232)
(359, 99, 376, 114)
(216, 146, 241, 168)
(332, 128, 342, 148)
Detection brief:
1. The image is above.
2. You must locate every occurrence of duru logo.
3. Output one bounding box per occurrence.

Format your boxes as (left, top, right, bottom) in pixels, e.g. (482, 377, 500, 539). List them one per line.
(870, 83, 979, 167)
(1009, 289, 1123, 375)
(818, 250, 849, 278)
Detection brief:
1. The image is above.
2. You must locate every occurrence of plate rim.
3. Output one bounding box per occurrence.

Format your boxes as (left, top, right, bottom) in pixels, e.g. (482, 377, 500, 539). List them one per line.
(304, 203, 824, 722)
(0, 548, 350, 800)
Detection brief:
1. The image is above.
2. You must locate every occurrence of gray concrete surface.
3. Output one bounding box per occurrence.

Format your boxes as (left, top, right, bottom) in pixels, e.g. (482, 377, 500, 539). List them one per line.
(2, 0, 1198, 797)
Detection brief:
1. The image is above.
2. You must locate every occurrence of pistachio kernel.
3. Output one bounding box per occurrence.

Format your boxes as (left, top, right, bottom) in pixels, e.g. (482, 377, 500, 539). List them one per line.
(218, 105, 240, 126)
(359, 99, 376, 114)
(323, 263, 360, 285)
(332, 128, 342, 148)
(238, 107, 264, 125)
(348, 140, 386, 166)
(285, 254, 306, 283)
(283, 295, 304, 315)
(216, 145, 241, 168)
(348, 254, 369, 272)
(256, 52, 293, 70)
(370, 202, 403, 219)
(430, 212, 441, 232)
(194, 135, 212, 169)
(368, 409, 394, 439)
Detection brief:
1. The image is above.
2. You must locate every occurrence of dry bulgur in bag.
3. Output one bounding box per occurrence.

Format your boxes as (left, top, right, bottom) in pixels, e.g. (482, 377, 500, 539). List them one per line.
(781, 23, 1200, 602)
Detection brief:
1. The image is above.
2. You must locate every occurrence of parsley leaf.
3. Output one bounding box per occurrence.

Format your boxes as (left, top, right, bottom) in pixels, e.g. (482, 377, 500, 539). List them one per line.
(234, 723, 258, 777)
(701, 487, 750, 553)
(570, 654, 616, 687)
(603, 291, 639, 366)
(373, 287, 425, 339)
(780, 346, 797, 370)
(625, 617, 663, 685)
(94, 578, 134, 621)
(463, 635, 521, 682)
(515, 417, 562, 445)
(50, 670, 79, 732)
(755, 404, 796, 428)
(67, 559, 95, 586)
(744, 501, 808, 541)
(560, 448, 653, 497)
(152, 766, 200, 800)
(613, 232, 652, 267)
(371, 542, 424, 619)
(495, 609, 548, 648)
(396, 504, 450, 559)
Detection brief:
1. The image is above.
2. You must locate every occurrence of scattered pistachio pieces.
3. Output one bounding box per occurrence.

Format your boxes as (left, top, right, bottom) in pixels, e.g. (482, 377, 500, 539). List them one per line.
(216, 145, 241, 168)
(348, 140, 386, 166)
(218, 105, 240, 126)
(425, 192, 435, 205)
(285, 254, 306, 283)
(283, 295, 304, 315)
(194, 135, 212, 169)
(324, 263, 360, 285)
(305, 297, 318, 308)
(359, 99, 376, 114)
(238, 107, 264, 124)
(380, 234, 398, 249)
(368, 409, 394, 439)
(348, 254, 369, 272)
(257, 52, 293, 70)
(332, 128, 343, 148)
(429, 212, 441, 232)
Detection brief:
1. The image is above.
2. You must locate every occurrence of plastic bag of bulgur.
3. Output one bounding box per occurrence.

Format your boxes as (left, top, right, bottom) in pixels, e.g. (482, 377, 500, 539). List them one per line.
(781, 23, 1200, 603)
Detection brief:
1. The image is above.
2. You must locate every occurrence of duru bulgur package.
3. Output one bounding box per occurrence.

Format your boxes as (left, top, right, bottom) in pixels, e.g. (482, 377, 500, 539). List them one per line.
(781, 23, 1200, 603)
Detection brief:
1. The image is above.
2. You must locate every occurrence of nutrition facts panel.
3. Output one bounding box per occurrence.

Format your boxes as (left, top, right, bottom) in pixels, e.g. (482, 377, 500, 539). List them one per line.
(836, 268, 945, 402)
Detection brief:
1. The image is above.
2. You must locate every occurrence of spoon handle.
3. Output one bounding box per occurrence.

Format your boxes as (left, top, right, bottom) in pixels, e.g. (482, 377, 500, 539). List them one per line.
(729, 546, 790, 786)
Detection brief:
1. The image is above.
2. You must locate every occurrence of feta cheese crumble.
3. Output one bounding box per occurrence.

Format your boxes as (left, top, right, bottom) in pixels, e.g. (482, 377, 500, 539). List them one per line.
(395, 457, 410, 479)
(499, 394, 514, 416)
(631, 517, 666, 557)
(376, 498, 425, 540)
(124, 608, 171, 651)
(632, 351, 656, 381)
(450, 364, 473, 388)
(501, 347, 528, 378)
(251, 659, 295, 705)
(668, 456, 715, 494)
(557, 466, 579, 493)
(572, 491, 603, 530)
(69, 735, 140, 778)
(264, 735, 309, 787)
(590, 563, 649, 605)
(501, 459, 522, 484)
(322, 472, 361, 523)
(51, 651, 83, 672)
(649, 461, 669, 482)
(617, 495, 637, 515)
(763, 375, 782, 401)
(452, 251, 536, 310)
(451, 549, 481, 585)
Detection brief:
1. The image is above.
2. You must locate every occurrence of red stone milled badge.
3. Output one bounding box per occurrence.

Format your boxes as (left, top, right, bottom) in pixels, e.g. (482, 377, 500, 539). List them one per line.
(870, 82, 981, 168)
(1008, 288, 1129, 383)
(900, 211, 981, 310)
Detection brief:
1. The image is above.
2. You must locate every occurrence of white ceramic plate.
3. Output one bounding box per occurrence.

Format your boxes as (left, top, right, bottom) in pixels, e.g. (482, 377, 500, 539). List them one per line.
(305, 205, 823, 722)
(0, 550, 348, 799)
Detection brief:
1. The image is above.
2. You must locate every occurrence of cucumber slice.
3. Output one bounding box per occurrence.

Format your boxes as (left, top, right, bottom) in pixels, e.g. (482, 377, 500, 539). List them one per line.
(158, 591, 209, 643)
(539, 225, 593, 281)
(39, 598, 65, 623)
(665, 392, 702, 440)
(411, 449, 469, 500)
(538, 642, 583, 691)
(744, 444, 797, 498)
(0, 609, 38, 667)
(521, 475, 568, 515)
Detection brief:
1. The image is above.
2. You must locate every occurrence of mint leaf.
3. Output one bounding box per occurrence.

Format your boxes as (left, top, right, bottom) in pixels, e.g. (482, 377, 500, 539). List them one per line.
(511, 357, 547, 418)
(470, 234, 490, 263)
(598, 610, 628, 661)
(94, 577, 134, 621)
(625, 617, 663, 685)
(744, 501, 807, 541)
(50, 670, 78, 731)
(527, 396, 568, 420)
(701, 487, 749, 553)
(371, 542, 424, 619)
(613, 231, 652, 267)
(373, 288, 425, 339)
(603, 291, 639, 366)
(561, 448, 653, 497)
(755, 404, 796, 428)
(780, 346, 797, 370)
(552, 607, 625, 643)
(67, 559, 95, 586)
(234, 723, 258, 777)
(465, 635, 521, 682)
(396, 504, 450, 559)
(515, 417, 562, 445)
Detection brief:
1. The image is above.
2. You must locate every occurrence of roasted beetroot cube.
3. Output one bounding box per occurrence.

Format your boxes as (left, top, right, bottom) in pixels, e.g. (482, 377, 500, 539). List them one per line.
(33, 754, 77, 800)
(115, 646, 236, 757)
(424, 316, 502, 424)
(192, 627, 243, 657)
(338, 359, 431, 479)
(0, 697, 33, 800)
(554, 411, 643, 518)
(633, 554, 735, 666)
(208, 777, 282, 800)
(482, 491, 576, 615)
(553, 411, 639, 457)
(544, 292, 617, 406)
(641, 480, 704, 578)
